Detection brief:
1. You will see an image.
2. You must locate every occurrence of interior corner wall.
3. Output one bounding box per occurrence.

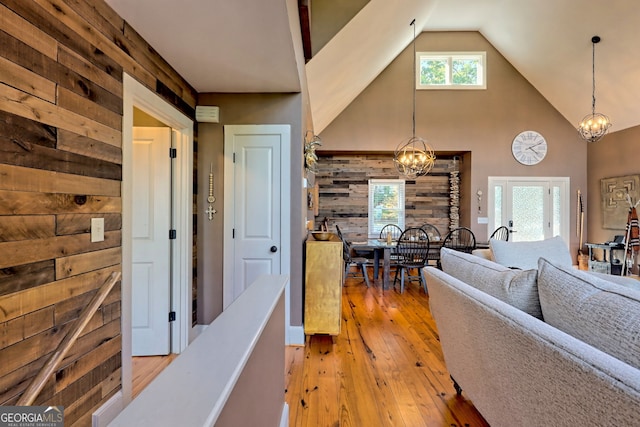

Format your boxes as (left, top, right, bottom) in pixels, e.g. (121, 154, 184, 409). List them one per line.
(318, 31, 587, 251)
(587, 125, 640, 245)
(309, 0, 371, 56)
(196, 93, 305, 326)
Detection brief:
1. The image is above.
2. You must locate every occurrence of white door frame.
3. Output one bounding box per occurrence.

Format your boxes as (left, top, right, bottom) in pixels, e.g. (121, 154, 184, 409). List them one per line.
(121, 73, 193, 403)
(488, 176, 570, 243)
(222, 124, 291, 309)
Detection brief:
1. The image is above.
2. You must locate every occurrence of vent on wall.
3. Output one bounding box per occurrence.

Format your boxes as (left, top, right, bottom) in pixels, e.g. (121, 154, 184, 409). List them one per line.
(195, 106, 220, 123)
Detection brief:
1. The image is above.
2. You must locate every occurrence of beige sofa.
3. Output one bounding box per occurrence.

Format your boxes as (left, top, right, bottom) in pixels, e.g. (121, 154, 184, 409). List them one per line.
(424, 246, 640, 427)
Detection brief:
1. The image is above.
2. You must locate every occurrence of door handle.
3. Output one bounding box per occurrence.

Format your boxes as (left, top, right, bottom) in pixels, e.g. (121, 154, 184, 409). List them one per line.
(270, 246, 278, 253)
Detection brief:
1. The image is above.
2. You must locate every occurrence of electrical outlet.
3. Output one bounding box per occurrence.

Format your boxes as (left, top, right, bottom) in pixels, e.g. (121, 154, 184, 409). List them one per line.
(91, 218, 105, 242)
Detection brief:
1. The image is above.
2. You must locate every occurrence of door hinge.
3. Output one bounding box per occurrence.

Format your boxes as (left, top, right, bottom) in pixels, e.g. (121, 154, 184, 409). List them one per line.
(169, 311, 176, 322)
(169, 148, 177, 158)
(169, 229, 177, 239)
(232, 228, 235, 238)
(233, 152, 236, 163)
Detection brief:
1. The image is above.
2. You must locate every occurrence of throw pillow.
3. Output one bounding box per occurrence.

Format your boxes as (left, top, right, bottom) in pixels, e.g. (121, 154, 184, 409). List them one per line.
(537, 257, 640, 370)
(440, 247, 542, 318)
(490, 236, 572, 270)
(589, 271, 640, 292)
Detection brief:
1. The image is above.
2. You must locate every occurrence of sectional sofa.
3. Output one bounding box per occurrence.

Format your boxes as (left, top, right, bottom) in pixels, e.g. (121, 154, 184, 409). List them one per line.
(424, 241, 640, 426)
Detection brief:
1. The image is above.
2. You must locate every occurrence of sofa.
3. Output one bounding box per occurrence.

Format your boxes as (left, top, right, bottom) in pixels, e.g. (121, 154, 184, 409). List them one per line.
(423, 242, 640, 427)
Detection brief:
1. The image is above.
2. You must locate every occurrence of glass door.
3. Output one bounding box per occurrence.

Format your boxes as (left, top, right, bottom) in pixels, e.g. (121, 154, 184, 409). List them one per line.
(489, 177, 569, 243)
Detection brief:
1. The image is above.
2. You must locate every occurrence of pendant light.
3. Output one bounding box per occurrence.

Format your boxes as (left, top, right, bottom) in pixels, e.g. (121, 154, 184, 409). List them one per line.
(577, 36, 611, 143)
(393, 19, 436, 177)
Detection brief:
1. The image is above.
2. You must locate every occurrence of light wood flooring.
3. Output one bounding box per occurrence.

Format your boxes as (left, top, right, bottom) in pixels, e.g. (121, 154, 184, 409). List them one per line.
(132, 353, 178, 398)
(285, 274, 489, 427)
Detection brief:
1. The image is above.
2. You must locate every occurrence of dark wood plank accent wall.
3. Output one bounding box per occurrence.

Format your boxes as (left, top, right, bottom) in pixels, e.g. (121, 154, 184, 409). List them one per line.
(314, 154, 455, 239)
(0, 1, 196, 425)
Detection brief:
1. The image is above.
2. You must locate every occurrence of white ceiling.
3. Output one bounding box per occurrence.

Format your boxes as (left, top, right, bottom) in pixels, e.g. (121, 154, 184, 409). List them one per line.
(105, 0, 640, 134)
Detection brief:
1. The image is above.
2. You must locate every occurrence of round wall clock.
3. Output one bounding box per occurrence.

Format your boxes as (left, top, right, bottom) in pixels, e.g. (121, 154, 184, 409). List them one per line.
(511, 130, 547, 165)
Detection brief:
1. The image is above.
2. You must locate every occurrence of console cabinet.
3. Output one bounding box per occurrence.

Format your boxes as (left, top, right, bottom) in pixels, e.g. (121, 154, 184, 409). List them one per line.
(304, 236, 343, 336)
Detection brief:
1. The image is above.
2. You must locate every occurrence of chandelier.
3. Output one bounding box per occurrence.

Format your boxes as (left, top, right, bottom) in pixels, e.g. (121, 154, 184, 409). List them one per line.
(393, 19, 435, 178)
(577, 36, 611, 143)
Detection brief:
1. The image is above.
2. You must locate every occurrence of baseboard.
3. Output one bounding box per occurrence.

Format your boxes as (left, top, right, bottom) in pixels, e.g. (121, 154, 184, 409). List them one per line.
(280, 402, 289, 427)
(286, 324, 304, 346)
(92, 391, 124, 427)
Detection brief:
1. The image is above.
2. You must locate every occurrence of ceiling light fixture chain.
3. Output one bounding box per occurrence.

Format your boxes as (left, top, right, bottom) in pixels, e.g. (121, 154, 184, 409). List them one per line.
(577, 35, 611, 143)
(393, 18, 436, 178)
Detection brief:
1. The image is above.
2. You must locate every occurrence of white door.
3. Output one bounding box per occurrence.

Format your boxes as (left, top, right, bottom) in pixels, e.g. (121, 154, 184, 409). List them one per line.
(489, 177, 570, 243)
(132, 127, 171, 356)
(507, 181, 550, 241)
(223, 125, 291, 309)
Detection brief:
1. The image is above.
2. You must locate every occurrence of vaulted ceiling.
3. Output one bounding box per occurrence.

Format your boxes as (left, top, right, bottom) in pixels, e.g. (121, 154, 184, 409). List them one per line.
(105, 0, 640, 134)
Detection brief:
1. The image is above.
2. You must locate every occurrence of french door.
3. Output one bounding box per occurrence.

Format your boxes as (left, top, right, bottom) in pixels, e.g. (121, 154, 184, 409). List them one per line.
(488, 177, 570, 243)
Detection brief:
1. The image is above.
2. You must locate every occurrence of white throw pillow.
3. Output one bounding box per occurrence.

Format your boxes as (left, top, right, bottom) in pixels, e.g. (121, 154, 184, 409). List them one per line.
(490, 236, 572, 270)
(538, 258, 640, 370)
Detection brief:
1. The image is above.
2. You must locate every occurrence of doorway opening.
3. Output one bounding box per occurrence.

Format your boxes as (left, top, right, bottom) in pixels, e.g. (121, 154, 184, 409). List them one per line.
(222, 124, 292, 339)
(121, 74, 194, 403)
(488, 176, 570, 243)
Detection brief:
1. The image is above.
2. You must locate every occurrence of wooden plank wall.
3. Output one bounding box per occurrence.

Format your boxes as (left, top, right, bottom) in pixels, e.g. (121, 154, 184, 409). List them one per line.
(0, 1, 197, 425)
(314, 154, 455, 239)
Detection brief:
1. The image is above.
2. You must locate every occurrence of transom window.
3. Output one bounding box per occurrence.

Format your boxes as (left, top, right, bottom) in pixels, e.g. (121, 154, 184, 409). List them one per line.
(417, 52, 486, 89)
(368, 179, 405, 238)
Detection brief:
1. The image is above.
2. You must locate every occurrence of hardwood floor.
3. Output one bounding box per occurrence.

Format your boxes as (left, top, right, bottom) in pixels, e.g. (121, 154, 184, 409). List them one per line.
(285, 274, 489, 427)
(132, 354, 178, 398)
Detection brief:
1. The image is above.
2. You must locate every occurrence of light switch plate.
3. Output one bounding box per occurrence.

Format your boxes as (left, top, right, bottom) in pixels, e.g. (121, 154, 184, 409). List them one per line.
(91, 218, 105, 242)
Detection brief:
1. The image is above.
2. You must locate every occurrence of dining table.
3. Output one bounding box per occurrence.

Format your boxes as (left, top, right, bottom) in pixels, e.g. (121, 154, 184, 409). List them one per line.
(351, 238, 445, 290)
(350, 239, 396, 289)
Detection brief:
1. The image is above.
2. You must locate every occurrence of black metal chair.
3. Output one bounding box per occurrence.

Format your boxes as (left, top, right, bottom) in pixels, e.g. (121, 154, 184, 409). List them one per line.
(393, 227, 430, 293)
(490, 225, 510, 241)
(439, 227, 476, 268)
(336, 225, 371, 287)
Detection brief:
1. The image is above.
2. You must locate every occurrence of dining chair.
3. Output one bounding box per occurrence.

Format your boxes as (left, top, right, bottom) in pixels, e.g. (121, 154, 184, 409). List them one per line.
(439, 227, 476, 268)
(420, 223, 442, 266)
(420, 223, 441, 241)
(380, 224, 403, 243)
(490, 225, 509, 241)
(336, 225, 371, 287)
(392, 227, 430, 293)
(379, 224, 403, 275)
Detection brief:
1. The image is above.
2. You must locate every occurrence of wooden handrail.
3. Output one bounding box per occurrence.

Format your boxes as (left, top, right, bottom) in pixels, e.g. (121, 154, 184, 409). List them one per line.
(17, 271, 121, 406)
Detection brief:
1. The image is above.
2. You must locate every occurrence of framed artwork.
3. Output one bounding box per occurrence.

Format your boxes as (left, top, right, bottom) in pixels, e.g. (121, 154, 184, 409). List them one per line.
(601, 174, 640, 229)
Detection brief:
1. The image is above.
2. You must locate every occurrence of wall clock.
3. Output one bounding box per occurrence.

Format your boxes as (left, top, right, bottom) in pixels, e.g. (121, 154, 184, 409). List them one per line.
(511, 130, 547, 165)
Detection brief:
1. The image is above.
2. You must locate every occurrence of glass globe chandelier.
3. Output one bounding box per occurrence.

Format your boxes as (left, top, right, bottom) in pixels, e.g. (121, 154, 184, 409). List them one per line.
(393, 19, 435, 178)
(577, 36, 611, 143)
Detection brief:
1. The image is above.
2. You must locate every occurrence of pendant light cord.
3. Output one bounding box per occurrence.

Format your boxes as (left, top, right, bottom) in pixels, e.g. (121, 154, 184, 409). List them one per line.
(591, 39, 596, 115)
(411, 19, 416, 138)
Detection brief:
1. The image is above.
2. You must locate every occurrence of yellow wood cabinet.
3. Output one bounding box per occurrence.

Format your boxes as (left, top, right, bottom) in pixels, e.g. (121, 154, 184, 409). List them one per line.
(304, 236, 344, 336)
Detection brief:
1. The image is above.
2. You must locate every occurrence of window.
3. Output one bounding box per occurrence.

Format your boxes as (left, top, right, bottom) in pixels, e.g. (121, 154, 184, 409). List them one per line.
(417, 52, 486, 89)
(368, 179, 405, 238)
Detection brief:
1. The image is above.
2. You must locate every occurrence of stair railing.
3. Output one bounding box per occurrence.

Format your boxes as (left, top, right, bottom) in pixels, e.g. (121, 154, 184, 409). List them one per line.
(17, 271, 121, 406)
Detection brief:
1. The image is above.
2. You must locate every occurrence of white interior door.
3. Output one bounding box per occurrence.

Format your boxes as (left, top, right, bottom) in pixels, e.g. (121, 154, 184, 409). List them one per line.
(489, 177, 570, 243)
(223, 125, 291, 309)
(132, 127, 171, 356)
